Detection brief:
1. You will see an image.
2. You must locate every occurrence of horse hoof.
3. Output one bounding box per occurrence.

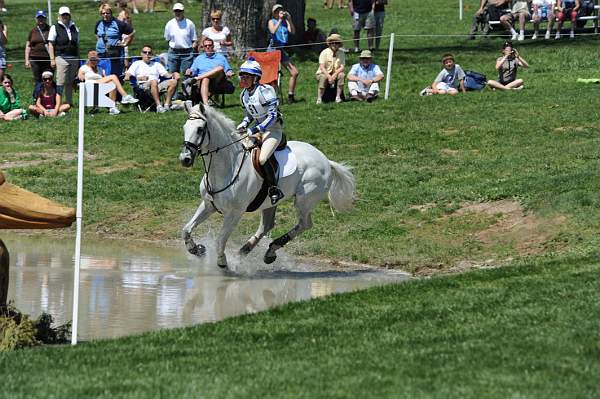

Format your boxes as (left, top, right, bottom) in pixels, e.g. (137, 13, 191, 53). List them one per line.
(239, 243, 253, 256)
(264, 253, 277, 264)
(189, 244, 206, 257)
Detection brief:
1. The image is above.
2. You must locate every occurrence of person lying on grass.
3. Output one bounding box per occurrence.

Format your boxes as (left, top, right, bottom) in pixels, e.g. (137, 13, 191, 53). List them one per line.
(487, 41, 529, 91)
(431, 53, 466, 95)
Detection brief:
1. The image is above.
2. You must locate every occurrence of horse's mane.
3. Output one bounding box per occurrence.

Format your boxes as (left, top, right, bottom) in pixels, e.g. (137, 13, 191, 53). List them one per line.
(193, 104, 240, 146)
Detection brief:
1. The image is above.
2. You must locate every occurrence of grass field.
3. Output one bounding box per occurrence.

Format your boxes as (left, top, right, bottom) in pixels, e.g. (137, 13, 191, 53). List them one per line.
(2, 0, 600, 396)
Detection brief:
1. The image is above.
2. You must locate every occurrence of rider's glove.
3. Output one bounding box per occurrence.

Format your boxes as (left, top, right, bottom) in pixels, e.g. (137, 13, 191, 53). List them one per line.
(243, 135, 258, 151)
(236, 122, 248, 131)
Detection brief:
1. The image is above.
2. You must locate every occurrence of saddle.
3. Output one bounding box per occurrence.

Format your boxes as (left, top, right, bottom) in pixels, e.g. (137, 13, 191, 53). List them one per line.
(246, 135, 287, 212)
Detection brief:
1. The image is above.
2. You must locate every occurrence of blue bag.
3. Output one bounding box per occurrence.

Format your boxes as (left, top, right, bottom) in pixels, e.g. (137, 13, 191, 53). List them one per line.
(464, 70, 487, 91)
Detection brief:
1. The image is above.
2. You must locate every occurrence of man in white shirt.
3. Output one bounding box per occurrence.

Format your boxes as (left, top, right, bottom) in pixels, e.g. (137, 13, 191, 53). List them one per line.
(164, 3, 197, 74)
(125, 45, 180, 113)
(47, 6, 80, 105)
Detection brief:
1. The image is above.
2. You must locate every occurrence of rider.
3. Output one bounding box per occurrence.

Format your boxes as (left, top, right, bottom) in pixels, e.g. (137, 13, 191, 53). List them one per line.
(236, 58, 285, 205)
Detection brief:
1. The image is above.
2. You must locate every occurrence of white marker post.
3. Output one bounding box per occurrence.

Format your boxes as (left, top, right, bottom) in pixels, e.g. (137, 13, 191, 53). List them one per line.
(71, 82, 115, 346)
(384, 33, 394, 100)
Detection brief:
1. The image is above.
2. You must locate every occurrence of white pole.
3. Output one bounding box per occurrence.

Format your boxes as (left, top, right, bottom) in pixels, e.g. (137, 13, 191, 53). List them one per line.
(71, 83, 85, 346)
(459, 0, 464, 20)
(384, 33, 394, 100)
(47, 0, 52, 25)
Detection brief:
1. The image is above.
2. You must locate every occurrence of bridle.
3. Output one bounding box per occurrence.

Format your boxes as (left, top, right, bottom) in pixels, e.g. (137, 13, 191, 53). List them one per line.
(182, 116, 250, 196)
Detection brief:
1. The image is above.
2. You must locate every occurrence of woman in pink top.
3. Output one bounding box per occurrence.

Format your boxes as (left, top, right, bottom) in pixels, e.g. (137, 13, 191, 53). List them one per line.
(28, 71, 70, 117)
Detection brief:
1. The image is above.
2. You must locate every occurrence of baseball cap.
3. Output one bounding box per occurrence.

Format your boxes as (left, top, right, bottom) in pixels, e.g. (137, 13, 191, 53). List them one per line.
(272, 4, 283, 13)
(35, 10, 47, 18)
(172, 3, 184, 11)
(58, 6, 70, 15)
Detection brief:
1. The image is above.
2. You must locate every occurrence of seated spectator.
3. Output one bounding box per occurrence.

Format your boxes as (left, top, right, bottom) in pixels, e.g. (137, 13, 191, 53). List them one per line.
(78, 50, 138, 115)
(124, 44, 180, 113)
(556, 0, 580, 39)
(468, 0, 491, 39)
(500, 0, 530, 41)
(302, 18, 326, 53)
(28, 71, 70, 117)
(487, 41, 529, 90)
(184, 38, 233, 105)
(347, 50, 384, 102)
(532, 0, 556, 39)
(486, 0, 512, 28)
(201, 10, 233, 56)
(0, 74, 25, 121)
(315, 33, 345, 104)
(431, 54, 466, 95)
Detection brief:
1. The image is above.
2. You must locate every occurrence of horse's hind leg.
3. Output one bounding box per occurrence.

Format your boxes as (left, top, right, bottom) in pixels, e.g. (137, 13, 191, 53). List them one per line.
(183, 201, 216, 257)
(264, 199, 315, 264)
(240, 207, 277, 256)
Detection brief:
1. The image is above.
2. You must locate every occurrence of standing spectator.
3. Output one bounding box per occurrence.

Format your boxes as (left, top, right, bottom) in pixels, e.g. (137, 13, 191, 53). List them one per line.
(555, 0, 580, 39)
(0, 74, 25, 121)
(95, 4, 133, 79)
(487, 41, 528, 90)
(302, 17, 327, 53)
(532, 0, 556, 39)
(164, 3, 196, 75)
(468, 0, 490, 39)
(347, 50, 384, 102)
(201, 10, 233, 56)
(28, 71, 70, 118)
(125, 45, 180, 113)
(117, 9, 135, 69)
(268, 4, 299, 104)
(78, 50, 139, 115)
(315, 33, 345, 104)
(348, 0, 375, 52)
(500, 0, 531, 41)
(184, 38, 233, 105)
(25, 11, 52, 86)
(144, 0, 155, 13)
(431, 53, 466, 95)
(373, 0, 387, 50)
(0, 0, 6, 13)
(48, 6, 80, 106)
(0, 18, 6, 80)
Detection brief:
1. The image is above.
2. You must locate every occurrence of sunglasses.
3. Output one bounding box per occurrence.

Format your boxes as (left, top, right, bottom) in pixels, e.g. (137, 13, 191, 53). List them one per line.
(212, 18, 221, 21)
(101, 12, 111, 15)
(2, 81, 11, 85)
(60, 13, 70, 16)
(141, 50, 153, 54)
(89, 58, 99, 61)
(43, 77, 53, 81)
(203, 44, 214, 48)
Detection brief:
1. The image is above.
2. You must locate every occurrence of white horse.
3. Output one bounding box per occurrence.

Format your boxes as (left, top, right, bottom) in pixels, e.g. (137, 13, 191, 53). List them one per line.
(179, 102, 356, 268)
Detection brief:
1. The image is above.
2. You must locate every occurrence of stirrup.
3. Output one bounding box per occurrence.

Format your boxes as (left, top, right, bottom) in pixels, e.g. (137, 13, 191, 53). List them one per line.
(269, 187, 284, 205)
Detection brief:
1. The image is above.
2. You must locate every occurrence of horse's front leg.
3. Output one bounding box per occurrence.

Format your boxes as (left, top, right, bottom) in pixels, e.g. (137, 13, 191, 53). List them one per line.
(240, 207, 277, 255)
(183, 200, 217, 257)
(216, 210, 244, 268)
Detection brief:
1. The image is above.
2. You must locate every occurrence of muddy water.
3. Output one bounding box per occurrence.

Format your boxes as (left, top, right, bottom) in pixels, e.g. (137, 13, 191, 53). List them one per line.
(3, 233, 408, 341)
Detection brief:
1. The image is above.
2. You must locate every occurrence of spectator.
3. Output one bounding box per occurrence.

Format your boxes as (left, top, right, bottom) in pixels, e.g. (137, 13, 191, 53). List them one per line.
(144, 0, 155, 13)
(487, 0, 512, 27)
(126, 0, 139, 15)
(0, 18, 5, 80)
(25, 11, 52, 86)
(201, 10, 233, 56)
(0, 0, 6, 13)
(117, 9, 135, 69)
(487, 41, 528, 90)
(48, 6, 80, 105)
(302, 17, 327, 53)
(164, 3, 196, 75)
(347, 50, 384, 102)
(348, 0, 375, 52)
(184, 38, 233, 105)
(374, 0, 387, 50)
(95, 4, 132, 79)
(468, 0, 491, 39)
(532, 0, 556, 39)
(431, 53, 466, 95)
(125, 45, 180, 113)
(78, 50, 138, 115)
(556, 0, 580, 39)
(28, 71, 70, 118)
(315, 33, 345, 104)
(500, 0, 531, 41)
(268, 4, 299, 104)
(0, 74, 25, 121)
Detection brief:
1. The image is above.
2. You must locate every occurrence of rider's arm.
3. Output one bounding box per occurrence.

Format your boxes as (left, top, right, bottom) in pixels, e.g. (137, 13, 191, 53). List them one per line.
(253, 96, 279, 133)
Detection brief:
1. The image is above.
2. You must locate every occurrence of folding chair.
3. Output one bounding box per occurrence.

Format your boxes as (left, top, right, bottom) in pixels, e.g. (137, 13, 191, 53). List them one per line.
(247, 50, 283, 101)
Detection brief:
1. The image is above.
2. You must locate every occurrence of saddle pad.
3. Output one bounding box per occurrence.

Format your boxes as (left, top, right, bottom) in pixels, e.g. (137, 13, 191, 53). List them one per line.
(275, 146, 297, 178)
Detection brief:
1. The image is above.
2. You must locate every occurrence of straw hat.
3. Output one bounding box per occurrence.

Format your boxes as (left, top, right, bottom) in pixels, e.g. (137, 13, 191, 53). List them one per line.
(326, 33, 343, 44)
(359, 50, 373, 58)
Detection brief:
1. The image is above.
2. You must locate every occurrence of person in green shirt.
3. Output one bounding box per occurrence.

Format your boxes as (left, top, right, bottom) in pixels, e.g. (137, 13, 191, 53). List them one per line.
(0, 74, 25, 121)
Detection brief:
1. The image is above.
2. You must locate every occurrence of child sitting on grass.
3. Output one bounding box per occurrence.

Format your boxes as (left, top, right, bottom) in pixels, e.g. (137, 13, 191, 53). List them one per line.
(431, 54, 466, 95)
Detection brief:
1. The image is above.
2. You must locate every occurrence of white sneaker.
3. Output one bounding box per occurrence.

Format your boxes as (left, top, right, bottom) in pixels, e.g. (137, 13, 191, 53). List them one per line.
(169, 101, 184, 110)
(532, 33, 538, 40)
(109, 107, 120, 115)
(555, 32, 561, 40)
(121, 94, 139, 104)
(511, 32, 518, 40)
(335, 97, 342, 103)
(0, 7, 7, 12)
(518, 33, 524, 41)
(545, 31, 551, 40)
(419, 87, 433, 96)
(133, 8, 139, 14)
(316, 98, 322, 104)
(570, 31, 575, 39)
(156, 105, 167, 113)
(58, 112, 66, 117)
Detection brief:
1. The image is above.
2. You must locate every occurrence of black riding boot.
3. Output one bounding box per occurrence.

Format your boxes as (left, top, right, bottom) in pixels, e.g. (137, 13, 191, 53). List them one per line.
(263, 161, 284, 205)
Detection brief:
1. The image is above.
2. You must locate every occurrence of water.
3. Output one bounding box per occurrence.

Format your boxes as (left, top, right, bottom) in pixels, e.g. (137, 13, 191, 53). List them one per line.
(2, 233, 409, 341)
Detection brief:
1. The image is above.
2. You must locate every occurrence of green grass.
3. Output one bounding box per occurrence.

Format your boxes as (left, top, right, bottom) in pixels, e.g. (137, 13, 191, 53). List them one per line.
(2, 0, 600, 395)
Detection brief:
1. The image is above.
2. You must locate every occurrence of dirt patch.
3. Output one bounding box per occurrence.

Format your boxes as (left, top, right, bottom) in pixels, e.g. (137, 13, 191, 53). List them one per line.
(1, 150, 97, 169)
(408, 203, 437, 212)
(93, 161, 138, 175)
(553, 126, 587, 133)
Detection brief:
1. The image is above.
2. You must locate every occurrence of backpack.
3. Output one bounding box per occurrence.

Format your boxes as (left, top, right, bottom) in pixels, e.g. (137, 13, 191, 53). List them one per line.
(464, 70, 487, 91)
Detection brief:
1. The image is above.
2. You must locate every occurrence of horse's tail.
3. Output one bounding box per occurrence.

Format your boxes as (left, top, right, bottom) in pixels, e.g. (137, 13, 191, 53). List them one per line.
(328, 161, 356, 212)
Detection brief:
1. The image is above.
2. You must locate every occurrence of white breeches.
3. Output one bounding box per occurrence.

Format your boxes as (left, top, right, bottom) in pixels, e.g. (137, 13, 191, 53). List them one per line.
(258, 121, 283, 165)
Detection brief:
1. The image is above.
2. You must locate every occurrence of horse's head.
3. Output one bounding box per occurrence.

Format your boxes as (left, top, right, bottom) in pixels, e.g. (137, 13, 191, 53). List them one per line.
(179, 102, 208, 168)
